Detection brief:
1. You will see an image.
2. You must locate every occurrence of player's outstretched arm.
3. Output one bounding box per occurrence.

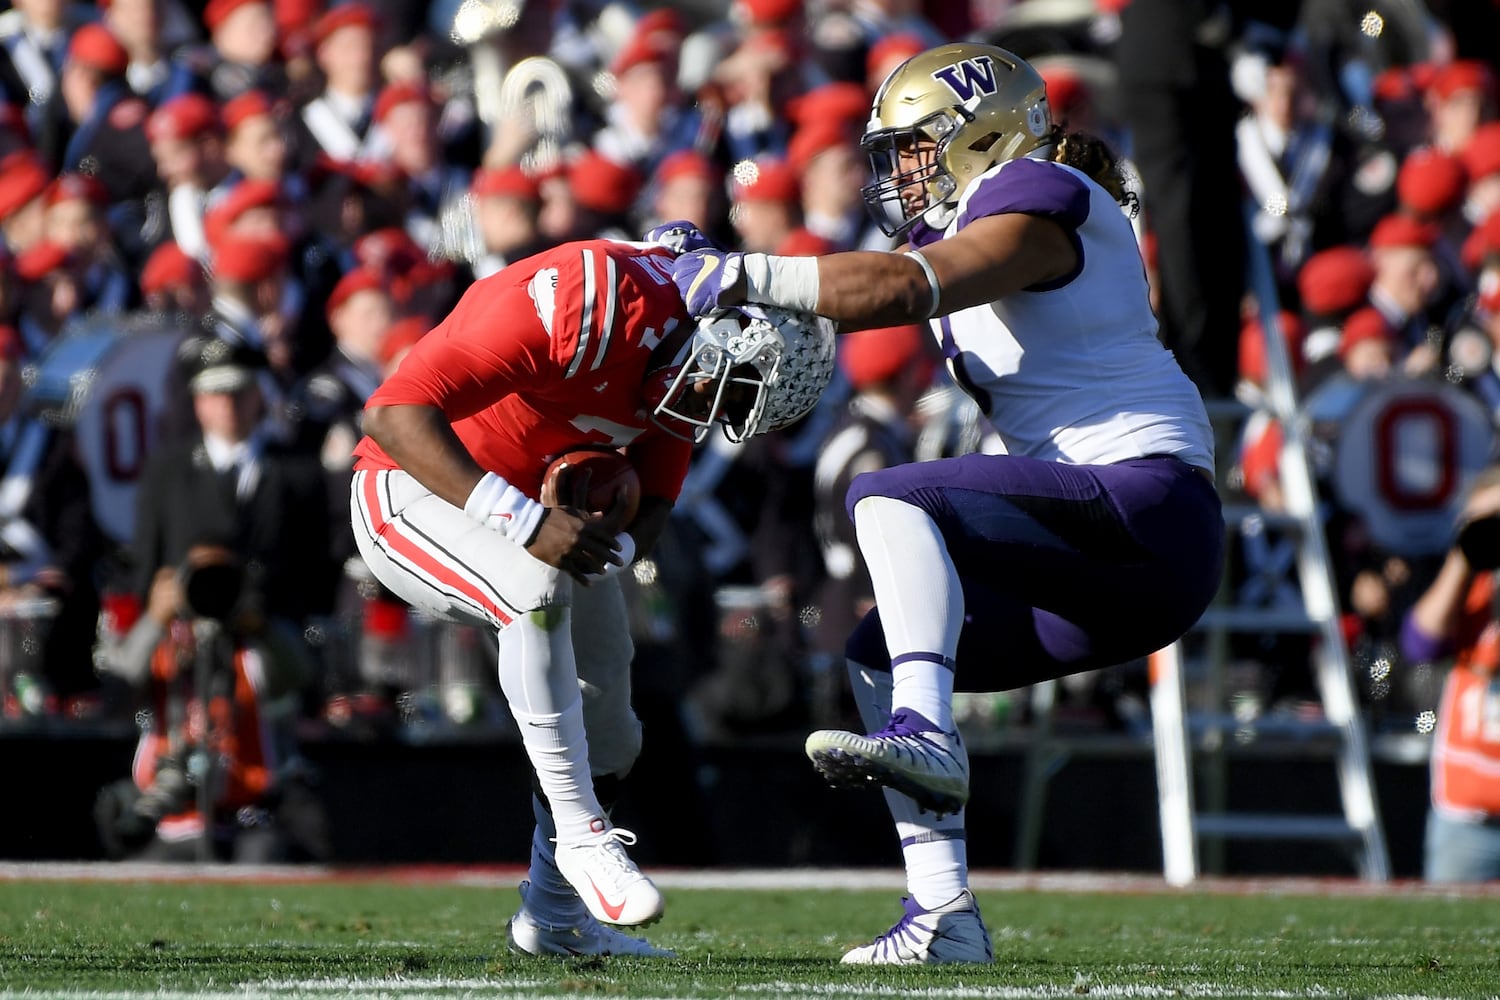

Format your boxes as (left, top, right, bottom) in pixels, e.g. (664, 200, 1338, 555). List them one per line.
(670, 212, 1076, 332)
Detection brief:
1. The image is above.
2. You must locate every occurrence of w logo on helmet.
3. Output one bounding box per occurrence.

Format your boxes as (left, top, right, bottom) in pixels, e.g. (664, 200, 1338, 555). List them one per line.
(932, 56, 998, 103)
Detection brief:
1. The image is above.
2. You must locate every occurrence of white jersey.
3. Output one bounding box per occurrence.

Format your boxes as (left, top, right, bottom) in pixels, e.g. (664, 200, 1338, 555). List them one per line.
(916, 156, 1215, 472)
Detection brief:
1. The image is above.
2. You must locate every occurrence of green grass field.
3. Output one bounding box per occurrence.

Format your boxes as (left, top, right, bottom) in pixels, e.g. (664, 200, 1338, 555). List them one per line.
(2, 873, 1500, 999)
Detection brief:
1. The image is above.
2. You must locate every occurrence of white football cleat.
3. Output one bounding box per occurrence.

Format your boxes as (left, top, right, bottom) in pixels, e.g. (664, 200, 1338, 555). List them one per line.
(841, 890, 994, 965)
(507, 881, 674, 958)
(805, 709, 970, 814)
(552, 825, 664, 927)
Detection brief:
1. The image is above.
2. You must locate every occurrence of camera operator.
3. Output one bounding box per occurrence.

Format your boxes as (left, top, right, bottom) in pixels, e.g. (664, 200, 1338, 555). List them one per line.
(1400, 466, 1500, 882)
(94, 540, 319, 862)
(93, 336, 334, 862)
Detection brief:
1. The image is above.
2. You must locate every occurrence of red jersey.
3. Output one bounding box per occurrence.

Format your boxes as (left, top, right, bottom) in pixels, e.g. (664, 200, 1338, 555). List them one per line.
(353, 240, 696, 501)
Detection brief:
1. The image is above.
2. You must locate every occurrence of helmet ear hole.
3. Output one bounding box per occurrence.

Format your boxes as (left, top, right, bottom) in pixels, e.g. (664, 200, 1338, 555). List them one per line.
(967, 132, 1002, 153)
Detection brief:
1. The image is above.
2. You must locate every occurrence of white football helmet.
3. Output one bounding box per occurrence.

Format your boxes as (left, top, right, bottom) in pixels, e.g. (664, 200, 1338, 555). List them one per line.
(862, 42, 1052, 237)
(646, 305, 836, 443)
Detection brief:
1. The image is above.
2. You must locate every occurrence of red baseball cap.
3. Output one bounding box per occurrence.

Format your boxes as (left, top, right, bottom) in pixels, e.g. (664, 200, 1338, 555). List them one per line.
(1368, 213, 1439, 251)
(1395, 147, 1467, 218)
(1338, 307, 1396, 358)
(378, 315, 430, 367)
(223, 90, 274, 132)
(732, 157, 799, 203)
(1238, 310, 1305, 386)
(147, 93, 221, 143)
(204, 178, 282, 245)
(1463, 122, 1500, 182)
(866, 33, 926, 87)
(14, 241, 71, 282)
(374, 81, 429, 125)
(471, 165, 541, 201)
(610, 9, 683, 77)
(67, 24, 129, 77)
(46, 173, 110, 209)
(1297, 245, 1375, 316)
(654, 149, 718, 187)
(787, 82, 871, 130)
(776, 228, 834, 256)
(839, 323, 928, 390)
(569, 150, 643, 215)
(312, 2, 378, 48)
(212, 232, 288, 283)
(1428, 59, 1495, 102)
(204, 0, 268, 32)
(325, 266, 387, 319)
(140, 241, 204, 296)
(0, 152, 50, 221)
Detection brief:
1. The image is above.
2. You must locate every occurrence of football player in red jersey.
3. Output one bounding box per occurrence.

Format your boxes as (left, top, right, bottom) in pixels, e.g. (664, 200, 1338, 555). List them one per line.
(350, 226, 835, 956)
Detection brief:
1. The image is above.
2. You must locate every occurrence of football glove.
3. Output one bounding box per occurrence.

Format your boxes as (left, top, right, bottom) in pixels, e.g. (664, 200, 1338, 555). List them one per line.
(642, 220, 721, 255)
(671, 248, 747, 317)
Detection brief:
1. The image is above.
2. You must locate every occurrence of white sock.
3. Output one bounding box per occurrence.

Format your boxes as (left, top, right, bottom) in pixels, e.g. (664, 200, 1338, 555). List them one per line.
(853, 495, 962, 730)
(849, 659, 968, 909)
(498, 610, 606, 842)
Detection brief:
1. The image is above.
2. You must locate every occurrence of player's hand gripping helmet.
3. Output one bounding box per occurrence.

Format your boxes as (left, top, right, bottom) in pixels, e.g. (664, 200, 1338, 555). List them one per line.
(646, 305, 836, 443)
(862, 43, 1052, 237)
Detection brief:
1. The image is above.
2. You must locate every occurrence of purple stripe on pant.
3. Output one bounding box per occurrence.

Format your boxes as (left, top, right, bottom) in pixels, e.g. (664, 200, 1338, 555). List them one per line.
(844, 452, 1224, 690)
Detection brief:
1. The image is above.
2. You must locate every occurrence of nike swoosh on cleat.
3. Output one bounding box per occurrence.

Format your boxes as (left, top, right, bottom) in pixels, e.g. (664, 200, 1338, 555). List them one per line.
(588, 877, 627, 921)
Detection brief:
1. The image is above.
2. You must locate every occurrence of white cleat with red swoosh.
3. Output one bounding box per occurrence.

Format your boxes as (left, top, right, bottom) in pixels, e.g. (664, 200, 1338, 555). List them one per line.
(553, 824, 664, 927)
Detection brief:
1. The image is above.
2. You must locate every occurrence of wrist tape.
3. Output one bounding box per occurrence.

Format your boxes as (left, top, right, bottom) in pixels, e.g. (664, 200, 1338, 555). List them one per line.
(741, 253, 821, 312)
(463, 472, 547, 546)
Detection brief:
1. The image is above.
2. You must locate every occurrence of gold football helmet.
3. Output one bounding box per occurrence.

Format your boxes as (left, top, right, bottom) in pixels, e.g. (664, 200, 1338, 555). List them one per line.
(861, 43, 1052, 237)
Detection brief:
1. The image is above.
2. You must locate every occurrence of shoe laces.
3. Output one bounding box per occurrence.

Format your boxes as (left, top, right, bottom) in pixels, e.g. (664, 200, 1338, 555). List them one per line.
(576, 827, 644, 890)
(872, 896, 930, 950)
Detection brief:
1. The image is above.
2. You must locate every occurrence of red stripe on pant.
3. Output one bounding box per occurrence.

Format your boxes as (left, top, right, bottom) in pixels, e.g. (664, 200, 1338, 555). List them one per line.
(361, 471, 514, 627)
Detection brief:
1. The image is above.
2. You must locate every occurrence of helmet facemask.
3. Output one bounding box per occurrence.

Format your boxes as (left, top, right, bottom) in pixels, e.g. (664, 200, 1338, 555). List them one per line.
(646, 306, 836, 443)
(861, 109, 967, 237)
(645, 313, 781, 443)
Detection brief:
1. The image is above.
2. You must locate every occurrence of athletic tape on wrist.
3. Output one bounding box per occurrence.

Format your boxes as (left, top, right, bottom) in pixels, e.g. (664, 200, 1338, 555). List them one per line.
(463, 471, 547, 545)
(904, 250, 941, 319)
(742, 253, 821, 312)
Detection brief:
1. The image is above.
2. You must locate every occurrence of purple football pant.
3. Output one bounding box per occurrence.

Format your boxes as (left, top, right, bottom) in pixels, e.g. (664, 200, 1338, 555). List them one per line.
(844, 452, 1224, 690)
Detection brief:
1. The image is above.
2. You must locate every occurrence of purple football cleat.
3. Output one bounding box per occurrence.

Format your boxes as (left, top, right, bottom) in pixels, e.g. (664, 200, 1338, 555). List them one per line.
(804, 709, 970, 814)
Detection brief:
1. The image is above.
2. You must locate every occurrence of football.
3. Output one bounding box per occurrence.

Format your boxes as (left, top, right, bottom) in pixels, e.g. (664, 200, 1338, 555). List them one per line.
(541, 448, 642, 523)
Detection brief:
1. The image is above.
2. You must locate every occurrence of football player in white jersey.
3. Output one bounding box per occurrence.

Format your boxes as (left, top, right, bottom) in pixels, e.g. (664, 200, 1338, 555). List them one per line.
(671, 43, 1225, 965)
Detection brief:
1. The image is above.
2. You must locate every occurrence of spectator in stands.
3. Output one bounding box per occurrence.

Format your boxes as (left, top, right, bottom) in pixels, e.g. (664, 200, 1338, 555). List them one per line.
(644, 150, 723, 245)
(713, 24, 800, 163)
(468, 164, 544, 280)
(0, 0, 86, 167)
(374, 80, 471, 259)
(1337, 306, 1399, 382)
(0, 150, 52, 256)
(786, 88, 872, 252)
(1462, 124, 1500, 227)
(729, 157, 800, 254)
(594, 9, 693, 177)
(1426, 60, 1494, 157)
(552, 149, 642, 243)
(295, 2, 384, 167)
(42, 172, 132, 312)
(200, 0, 286, 102)
(146, 92, 229, 262)
(14, 240, 81, 351)
(1296, 244, 1377, 394)
(94, 539, 321, 862)
(129, 334, 336, 660)
(1400, 464, 1500, 882)
(223, 91, 290, 188)
(103, 0, 195, 106)
(0, 322, 107, 714)
(1366, 213, 1444, 373)
(139, 239, 208, 315)
(57, 24, 156, 205)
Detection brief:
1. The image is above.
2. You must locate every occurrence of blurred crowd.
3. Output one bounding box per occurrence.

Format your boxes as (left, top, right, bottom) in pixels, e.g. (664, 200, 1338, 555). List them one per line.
(0, 0, 1498, 768)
